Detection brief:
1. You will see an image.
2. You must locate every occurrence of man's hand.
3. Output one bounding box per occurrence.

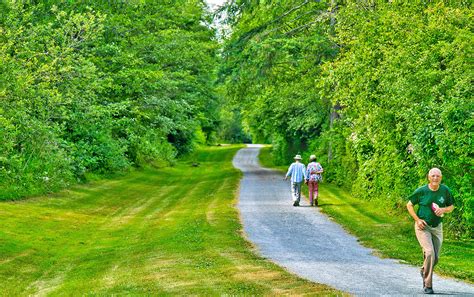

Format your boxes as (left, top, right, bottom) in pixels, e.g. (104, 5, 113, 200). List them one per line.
(406, 200, 425, 228)
(434, 207, 445, 217)
(416, 219, 427, 230)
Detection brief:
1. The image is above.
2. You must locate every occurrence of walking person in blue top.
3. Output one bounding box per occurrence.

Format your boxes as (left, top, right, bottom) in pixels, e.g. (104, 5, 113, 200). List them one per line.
(406, 168, 454, 295)
(284, 154, 306, 207)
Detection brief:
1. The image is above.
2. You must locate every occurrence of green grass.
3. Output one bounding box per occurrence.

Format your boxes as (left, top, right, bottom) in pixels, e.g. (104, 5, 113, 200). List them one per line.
(259, 146, 474, 283)
(0, 145, 342, 296)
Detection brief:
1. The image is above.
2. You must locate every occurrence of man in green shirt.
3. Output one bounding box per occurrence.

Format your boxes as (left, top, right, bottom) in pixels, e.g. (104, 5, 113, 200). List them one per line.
(406, 168, 454, 295)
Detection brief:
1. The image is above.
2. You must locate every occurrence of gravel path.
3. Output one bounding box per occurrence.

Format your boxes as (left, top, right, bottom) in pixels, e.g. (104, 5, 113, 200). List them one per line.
(233, 145, 474, 296)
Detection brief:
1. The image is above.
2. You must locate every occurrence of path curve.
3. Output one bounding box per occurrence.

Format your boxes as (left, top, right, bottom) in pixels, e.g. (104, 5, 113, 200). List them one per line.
(233, 145, 474, 296)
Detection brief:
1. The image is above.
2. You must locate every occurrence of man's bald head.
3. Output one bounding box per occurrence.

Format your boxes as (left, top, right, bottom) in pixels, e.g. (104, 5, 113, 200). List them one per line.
(428, 168, 442, 176)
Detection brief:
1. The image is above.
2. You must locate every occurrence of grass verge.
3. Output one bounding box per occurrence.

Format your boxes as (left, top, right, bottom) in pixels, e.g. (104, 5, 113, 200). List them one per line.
(0, 145, 342, 295)
(258, 146, 473, 283)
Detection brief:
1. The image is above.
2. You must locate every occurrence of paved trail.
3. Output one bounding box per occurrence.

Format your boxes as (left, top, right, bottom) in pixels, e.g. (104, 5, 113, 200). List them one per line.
(233, 145, 474, 296)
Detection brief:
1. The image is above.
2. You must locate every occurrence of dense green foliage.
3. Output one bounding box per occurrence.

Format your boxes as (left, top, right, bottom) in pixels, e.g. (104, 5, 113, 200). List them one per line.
(2, 0, 472, 238)
(1, 1, 219, 199)
(220, 0, 336, 150)
(220, 1, 472, 238)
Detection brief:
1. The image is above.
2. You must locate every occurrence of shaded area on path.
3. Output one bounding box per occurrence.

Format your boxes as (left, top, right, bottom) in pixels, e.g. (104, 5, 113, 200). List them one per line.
(233, 145, 474, 296)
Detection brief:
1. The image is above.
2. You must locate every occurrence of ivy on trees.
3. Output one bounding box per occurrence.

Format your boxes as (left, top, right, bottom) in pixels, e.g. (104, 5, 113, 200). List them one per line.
(220, 0, 472, 238)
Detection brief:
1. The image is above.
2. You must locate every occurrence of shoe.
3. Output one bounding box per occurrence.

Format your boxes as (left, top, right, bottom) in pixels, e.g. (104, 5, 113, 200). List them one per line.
(315, 200, 319, 206)
(423, 287, 434, 294)
(310, 201, 314, 206)
(293, 201, 299, 206)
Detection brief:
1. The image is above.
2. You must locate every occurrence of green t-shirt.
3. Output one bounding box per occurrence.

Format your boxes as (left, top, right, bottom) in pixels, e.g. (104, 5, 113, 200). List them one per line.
(408, 184, 454, 227)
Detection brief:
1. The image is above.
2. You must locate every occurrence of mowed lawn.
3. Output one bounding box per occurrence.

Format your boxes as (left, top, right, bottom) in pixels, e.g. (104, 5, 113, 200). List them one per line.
(0, 145, 341, 296)
(259, 146, 474, 283)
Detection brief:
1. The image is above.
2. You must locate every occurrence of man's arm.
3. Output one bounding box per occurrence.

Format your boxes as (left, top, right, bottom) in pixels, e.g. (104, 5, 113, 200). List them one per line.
(407, 200, 427, 230)
(435, 204, 454, 217)
(284, 164, 293, 180)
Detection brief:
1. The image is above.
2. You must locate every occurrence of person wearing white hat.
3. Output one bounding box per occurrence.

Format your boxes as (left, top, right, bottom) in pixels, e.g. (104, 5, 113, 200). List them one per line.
(305, 155, 324, 206)
(284, 154, 307, 206)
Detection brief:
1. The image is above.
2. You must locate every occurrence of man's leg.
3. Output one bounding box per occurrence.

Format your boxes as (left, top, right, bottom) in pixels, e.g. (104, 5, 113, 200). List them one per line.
(295, 182, 302, 204)
(415, 224, 436, 289)
(291, 182, 299, 206)
(431, 224, 443, 267)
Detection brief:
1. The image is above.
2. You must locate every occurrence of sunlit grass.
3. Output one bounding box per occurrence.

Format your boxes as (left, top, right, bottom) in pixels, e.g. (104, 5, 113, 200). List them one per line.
(0, 145, 342, 295)
(259, 146, 474, 283)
